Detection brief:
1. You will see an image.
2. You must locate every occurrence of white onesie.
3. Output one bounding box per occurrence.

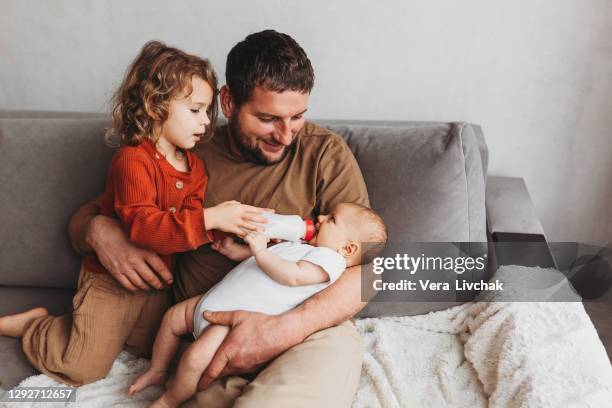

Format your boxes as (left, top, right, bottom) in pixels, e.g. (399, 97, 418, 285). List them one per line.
(193, 241, 346, 337)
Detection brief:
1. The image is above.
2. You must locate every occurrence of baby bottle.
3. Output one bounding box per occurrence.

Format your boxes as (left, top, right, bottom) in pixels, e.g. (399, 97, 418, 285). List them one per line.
(260, 213, 316, 242)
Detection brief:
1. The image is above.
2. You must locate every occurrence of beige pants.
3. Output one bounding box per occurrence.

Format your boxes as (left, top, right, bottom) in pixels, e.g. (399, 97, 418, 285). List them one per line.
(183, 320, 363, 408)
(22, 266, 171, 386)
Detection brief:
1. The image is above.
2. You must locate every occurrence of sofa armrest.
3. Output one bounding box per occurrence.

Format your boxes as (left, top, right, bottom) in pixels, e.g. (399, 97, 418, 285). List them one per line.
(486, 176, 546, 238)
(486, 176, 557, 268)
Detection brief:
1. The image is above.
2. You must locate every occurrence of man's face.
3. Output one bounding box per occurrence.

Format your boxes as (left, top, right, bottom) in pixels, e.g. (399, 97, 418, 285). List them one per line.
(224, 86, 309, 165)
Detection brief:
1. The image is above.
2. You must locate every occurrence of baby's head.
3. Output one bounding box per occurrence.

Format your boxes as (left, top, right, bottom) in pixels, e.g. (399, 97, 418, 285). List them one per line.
(108, 41, 219, 148)
(309, 203, 387, 267)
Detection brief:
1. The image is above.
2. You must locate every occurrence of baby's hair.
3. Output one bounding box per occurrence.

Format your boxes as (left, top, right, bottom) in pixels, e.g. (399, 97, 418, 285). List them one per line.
(349, 204, 388, 265)
(108, 40, 219, 146)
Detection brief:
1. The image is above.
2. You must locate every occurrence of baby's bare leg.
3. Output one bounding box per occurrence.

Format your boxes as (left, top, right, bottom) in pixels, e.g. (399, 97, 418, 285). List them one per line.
(152, 324, 229, 408)
(128, 295, 202, 396)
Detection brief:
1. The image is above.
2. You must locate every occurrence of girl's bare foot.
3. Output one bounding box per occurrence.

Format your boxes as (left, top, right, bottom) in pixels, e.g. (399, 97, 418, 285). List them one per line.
(128, 368, 167, 396)
(0, 307, 48, 337)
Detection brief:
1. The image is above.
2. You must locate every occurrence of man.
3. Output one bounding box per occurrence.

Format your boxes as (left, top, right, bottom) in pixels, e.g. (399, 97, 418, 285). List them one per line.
(69, 30, 369, 407)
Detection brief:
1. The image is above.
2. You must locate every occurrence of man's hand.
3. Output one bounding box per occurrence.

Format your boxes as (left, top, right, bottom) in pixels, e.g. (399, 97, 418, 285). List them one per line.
(198, 310, 304, 390)
(211, 236, 251, 262)
(211, 236, 236, 258)
(87, 215, 172, 291)
(243, 231, 269, 255)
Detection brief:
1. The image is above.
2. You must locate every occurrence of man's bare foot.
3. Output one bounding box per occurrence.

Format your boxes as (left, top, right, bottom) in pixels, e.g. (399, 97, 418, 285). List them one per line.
(0, 307, 48, 337)
(128, 368, 167, 396)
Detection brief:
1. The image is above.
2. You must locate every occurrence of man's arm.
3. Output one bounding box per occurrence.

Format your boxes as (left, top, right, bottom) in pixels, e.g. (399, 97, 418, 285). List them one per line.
(286, 264, 364, 330)
(67, 195, 103, 255)
(286, 127, 372, 326)
(198, 264, 364, 388)
(67, 196, 173, 291)
(200, 236, 366, 388)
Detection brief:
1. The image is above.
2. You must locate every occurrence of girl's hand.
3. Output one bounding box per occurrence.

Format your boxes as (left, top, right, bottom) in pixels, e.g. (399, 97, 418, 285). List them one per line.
(204, 201, 271, 237)
(243, 231, 269, 255)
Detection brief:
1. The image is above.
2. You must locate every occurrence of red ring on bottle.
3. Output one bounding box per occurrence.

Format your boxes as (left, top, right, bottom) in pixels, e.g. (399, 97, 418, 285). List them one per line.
(303, 218, 315, 241)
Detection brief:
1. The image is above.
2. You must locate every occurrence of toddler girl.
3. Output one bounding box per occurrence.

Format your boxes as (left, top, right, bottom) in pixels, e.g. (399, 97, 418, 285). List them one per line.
(0, 41, 267, 385)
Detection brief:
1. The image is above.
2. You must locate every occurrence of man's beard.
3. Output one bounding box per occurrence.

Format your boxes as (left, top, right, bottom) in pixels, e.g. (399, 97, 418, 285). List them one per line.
(229, 118, 294, 165)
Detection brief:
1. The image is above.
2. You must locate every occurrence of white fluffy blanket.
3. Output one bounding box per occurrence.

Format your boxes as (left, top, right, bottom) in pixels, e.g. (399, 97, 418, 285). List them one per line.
(3, 266, 612, 408)
(354, 266, 612, 408)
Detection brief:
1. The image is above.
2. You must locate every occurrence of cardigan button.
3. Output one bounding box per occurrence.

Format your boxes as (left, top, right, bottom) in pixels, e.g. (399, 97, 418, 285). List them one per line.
(175, 181, 184, 190)
(168, 206, 177, 213)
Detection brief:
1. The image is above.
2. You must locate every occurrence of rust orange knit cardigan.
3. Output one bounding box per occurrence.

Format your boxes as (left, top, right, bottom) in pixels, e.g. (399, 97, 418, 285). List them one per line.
(84, 139, 213, 274)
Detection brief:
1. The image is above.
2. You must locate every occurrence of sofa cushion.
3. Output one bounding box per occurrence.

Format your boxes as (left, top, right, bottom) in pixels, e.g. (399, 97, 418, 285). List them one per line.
(0, 115, 112, 288)
(0, 286, 74, 389)
(318, 121, 488, 243)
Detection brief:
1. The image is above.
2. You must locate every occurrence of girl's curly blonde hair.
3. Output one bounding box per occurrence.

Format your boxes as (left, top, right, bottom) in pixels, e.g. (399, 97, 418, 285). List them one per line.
(108, 40, 219, 146)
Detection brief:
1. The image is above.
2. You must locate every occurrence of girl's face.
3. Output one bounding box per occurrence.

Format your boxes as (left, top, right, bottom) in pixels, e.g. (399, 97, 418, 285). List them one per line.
(159, 76, 214, 150)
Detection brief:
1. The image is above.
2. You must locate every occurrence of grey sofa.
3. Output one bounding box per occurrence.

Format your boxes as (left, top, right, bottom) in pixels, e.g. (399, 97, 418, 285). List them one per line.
(0, 110, 550, 389)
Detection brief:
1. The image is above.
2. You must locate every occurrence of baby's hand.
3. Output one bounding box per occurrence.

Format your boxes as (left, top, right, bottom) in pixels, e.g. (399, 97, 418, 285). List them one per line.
(244, 231, 269, 255)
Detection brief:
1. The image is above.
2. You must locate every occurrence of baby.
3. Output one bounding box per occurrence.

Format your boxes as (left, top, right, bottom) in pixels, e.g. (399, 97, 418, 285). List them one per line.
(129, 202, 387, 408)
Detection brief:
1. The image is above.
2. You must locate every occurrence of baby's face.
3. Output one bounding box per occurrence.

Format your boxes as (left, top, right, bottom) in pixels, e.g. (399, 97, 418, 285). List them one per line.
(308, 204, 356, 251)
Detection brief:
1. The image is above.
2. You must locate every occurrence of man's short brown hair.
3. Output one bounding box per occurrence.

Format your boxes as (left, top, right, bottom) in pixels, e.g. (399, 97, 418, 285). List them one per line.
(225, 30, 315, 108)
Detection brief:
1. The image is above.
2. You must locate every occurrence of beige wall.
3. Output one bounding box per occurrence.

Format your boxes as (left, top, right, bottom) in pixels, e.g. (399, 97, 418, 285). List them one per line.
(1, 0, 611, 244)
